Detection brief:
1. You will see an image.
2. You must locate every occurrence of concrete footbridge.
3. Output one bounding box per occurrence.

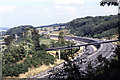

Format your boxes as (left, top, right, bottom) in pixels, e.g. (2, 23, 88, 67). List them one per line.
(45, 35, 119, 61)
(45, 35, 120, 51)
(45, 39, 119, 51)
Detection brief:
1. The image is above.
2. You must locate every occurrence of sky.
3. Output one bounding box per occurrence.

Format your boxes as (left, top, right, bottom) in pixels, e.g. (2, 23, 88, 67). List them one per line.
(0, 0, 118, 28)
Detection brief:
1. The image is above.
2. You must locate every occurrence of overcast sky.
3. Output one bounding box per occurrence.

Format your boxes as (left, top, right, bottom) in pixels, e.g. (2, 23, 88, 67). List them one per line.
(0, 0, 118, 28)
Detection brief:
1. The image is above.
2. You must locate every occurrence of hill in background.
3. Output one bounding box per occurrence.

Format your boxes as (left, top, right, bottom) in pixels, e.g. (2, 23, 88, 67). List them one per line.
(66, 15, 118, 38)
(6, 25, 33, 36)
(5, 14, 118, 39)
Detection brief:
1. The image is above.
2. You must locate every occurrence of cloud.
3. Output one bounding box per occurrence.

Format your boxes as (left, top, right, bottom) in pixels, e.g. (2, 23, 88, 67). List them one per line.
(55, 6, 77, 12)
(0, 6, 16, 12)
(54, 0, 84, 5)
(84, 0, 100, 3)
(0, 0, 43, 2)
(76, 5, 118, 17)
(0, 0, 118, 28)
(96, 6, 118, 16)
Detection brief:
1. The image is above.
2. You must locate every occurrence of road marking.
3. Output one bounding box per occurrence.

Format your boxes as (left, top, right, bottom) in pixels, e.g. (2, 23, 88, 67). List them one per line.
(90, 45, 97, 52)
(106, 43, 116, 59)
(87, 44, 103, 59)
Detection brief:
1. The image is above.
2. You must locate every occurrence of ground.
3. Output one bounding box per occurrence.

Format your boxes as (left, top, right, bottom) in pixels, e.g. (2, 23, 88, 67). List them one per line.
(40, 38, 53, 45)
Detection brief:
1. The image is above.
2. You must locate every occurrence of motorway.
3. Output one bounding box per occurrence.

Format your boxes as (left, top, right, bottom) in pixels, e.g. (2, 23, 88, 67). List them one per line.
(32, 35, 117, 79)
(77, 43, 116, 71)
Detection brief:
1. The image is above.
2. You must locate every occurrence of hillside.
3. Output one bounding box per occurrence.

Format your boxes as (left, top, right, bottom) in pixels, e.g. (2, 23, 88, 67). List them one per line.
(66, 15, 118, 38)
(2, 27, 56, 78)
(6, 25, 33, 36)
(5, 15, 118, 39)
(36, 23, 66, 28)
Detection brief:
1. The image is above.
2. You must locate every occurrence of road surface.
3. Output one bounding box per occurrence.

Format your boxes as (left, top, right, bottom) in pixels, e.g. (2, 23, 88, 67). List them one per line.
(32, 35, 117, 79)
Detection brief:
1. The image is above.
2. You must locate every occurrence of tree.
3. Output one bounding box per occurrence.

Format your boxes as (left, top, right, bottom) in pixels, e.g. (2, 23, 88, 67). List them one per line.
(58, 31, 65, 46)
(97, 54, 103, 62)
(4, 35, 14, 45)
(67, 15, 118, 38)
(50, 40, 56, 47)
(6, 25, 33, 36)
(32, 28, 41, 51)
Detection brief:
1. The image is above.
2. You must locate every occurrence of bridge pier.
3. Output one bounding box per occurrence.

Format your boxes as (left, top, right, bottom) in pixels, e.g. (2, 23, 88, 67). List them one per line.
(58, 50, 61, 60)
(79, 47, 80, 50)
(85, 45, 88, 50)
(82, 45, 88, 52)
(83, 46, 85, 52)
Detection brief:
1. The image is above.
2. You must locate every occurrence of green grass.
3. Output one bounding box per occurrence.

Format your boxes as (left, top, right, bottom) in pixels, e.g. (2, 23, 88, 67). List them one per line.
(39, 38, 53, 45)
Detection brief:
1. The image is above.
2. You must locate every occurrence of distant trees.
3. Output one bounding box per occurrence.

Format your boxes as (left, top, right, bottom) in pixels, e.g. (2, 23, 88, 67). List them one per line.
(6, 25, 33, 36)
(4, 35, 14, 45)
(67, 15, 118, 38)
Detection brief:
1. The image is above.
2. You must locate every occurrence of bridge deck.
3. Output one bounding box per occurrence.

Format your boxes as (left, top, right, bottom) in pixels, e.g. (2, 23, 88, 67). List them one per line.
(45, 40, 119, 51)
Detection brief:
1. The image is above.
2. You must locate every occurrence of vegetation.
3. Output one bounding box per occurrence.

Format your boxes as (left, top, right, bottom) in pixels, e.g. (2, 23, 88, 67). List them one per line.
(58, 31, 66, 46)
(6, 25, 33, 36)
(36, 23, 66, 28)
(4, 35, 14, 45)
(50, 31, 75, 47)
(31, 28, 41, 51)
(2, 27, 55, 77)
(67, 15, 118, 38)
(50, 31, 79, 61)
(40, 38, 52, 45)
(60, 48, 79, 61)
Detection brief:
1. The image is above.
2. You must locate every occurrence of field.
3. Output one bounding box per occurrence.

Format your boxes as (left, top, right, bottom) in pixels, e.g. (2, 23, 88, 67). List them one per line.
(50, 30, 70, 36)
(39, 38, 53, 45)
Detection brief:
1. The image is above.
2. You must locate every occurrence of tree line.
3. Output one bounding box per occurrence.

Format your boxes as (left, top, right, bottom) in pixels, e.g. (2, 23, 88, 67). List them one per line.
(67, 15, 118, 38)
